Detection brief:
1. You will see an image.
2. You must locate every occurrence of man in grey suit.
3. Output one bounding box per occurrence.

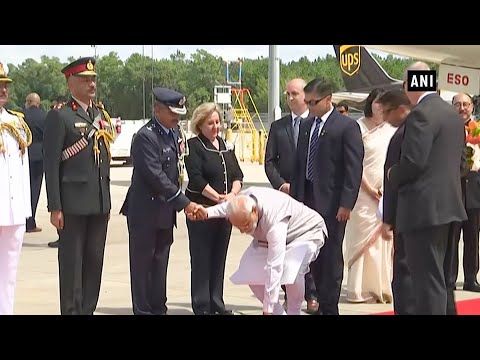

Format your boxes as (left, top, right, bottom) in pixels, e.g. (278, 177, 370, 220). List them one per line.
(387, 62, 467, 315)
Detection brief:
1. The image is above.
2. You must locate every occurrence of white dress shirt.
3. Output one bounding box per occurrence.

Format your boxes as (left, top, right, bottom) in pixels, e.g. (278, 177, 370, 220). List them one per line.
(0, 108, 32, 226)
(291, 110, 310, 127)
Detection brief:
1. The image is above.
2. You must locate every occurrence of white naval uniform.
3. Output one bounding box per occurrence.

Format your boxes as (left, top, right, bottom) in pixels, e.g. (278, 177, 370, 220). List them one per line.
(0, 107, 31, 315)
(207, 186, 327, 315)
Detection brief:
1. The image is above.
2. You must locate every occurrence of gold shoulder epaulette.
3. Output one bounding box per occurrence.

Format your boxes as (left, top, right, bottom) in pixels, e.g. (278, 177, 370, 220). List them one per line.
(95, 101, 105, 110)
(6, 109, 25, 118)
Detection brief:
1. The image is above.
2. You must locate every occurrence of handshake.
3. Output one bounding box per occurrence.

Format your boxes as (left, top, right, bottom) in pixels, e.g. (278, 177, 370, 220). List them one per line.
(185, 202, 208, 221)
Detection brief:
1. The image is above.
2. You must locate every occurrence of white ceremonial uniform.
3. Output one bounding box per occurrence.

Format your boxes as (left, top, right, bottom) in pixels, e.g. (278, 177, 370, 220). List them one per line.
(207, 186, 327, 315)
(0, 107, 31, 315)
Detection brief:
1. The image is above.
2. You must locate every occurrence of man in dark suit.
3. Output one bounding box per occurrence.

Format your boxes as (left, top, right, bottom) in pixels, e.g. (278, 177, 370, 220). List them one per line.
(24, 93, 46, 233)
(43, 57, 115, 315)
(292, 78, 364, 315)
(265, 78, 308, 193)
(449, 93, 480, 293)
(120, 87, 200, 315)
(387, 62, 467, 315)
(376, 89, 415, 315)
(264, 78, 318, 312)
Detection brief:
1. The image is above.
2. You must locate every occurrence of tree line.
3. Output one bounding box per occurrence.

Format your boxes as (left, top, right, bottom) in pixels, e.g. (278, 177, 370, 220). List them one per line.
(5, 49, 417, 119)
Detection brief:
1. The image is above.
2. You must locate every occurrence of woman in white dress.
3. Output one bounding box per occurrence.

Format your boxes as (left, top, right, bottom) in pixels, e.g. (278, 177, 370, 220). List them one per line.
(344, 89, 397, 303)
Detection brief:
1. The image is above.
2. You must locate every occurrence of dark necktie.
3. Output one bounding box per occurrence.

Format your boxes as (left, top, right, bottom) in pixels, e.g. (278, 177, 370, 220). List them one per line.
(293, 116, 301, 148)
(307, 117, 322, 181)
(87, 106, 94, 121)
(169, 129, 176, 147)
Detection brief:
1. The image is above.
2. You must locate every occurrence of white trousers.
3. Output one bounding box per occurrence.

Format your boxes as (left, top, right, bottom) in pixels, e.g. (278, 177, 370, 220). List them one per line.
(250, 273, 306, 315)
(0, 225, 25, 315)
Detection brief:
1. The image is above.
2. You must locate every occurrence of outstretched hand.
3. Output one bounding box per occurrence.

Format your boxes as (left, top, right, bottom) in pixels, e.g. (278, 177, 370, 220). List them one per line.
(185, 202, 208, 221)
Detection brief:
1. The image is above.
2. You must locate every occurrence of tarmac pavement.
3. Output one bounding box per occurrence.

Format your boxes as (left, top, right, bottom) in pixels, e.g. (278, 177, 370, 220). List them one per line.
(15, 161, 480, 315)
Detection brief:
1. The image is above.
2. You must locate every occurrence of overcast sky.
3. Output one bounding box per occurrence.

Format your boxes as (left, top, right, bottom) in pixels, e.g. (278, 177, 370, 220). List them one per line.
(0, 45, 392, 67)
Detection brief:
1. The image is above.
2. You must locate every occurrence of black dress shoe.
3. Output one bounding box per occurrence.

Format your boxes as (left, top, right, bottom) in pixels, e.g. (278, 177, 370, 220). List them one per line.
(214, 309, 234, 315)
(48, 240, 59, 248)
(463, 282, 480, 292)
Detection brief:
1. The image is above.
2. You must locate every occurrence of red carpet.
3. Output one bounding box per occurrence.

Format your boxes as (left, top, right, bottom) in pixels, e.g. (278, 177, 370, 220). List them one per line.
(371, 298, 480, 315)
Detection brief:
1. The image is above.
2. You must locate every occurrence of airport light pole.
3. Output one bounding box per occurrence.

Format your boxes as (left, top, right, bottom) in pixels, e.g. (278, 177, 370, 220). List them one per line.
(268, 45, 281, 128)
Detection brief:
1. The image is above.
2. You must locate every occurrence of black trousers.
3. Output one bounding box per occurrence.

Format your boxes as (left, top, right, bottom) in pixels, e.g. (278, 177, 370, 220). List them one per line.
(58, 214, 109, 315)
(445, 223, 459, 315)
(302, 181, 320, 302)
(311, 216, 346, 315)
(449, 208, 480, 285)
(26, 160, 43, 231)
(392, 231, 415, 315)
(403, 224, 450, 315)
(186, 218, 232, 314)
(128, 220, 173, 315)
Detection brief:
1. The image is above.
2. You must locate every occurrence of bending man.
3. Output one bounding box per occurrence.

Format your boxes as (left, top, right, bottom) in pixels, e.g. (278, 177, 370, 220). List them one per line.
(190, 187, 327, 315)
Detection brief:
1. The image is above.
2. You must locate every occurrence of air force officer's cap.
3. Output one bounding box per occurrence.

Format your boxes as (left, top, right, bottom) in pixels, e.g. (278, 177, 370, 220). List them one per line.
(153, 87, 187, 115)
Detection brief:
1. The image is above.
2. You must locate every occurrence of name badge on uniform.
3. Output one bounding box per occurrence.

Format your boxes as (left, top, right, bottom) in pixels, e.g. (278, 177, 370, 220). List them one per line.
(162, 148, 172, 154)
(74, 122, 88, 128)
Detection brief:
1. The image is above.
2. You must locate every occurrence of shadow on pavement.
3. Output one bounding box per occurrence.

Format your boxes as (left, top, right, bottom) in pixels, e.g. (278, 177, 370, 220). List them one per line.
(96, 302, 262, 315)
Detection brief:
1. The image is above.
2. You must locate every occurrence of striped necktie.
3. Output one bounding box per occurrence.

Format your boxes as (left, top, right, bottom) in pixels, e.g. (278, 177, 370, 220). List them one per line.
(307, 117, 322, 181)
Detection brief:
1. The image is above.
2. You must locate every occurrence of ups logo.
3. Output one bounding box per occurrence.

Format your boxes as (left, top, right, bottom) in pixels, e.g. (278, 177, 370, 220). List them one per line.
(340, 45, 361, 77)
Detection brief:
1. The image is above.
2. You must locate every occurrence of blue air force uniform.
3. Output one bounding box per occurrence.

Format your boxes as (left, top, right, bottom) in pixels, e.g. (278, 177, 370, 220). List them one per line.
(120, 88, 191, 315)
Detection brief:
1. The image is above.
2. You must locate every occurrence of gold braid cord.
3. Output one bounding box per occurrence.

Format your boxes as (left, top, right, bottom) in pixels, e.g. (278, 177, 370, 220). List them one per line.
(92, 107, 116, 164)
(178, 125, 189, 188)
(0, 117, 32, 155)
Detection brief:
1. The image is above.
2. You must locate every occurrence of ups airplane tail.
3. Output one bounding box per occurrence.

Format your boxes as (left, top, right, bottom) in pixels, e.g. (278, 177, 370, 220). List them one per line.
(333, 45, 403, 93)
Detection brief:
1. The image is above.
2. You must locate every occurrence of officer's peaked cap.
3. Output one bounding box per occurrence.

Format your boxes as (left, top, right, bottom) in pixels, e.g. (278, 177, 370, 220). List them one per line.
(62, 57, 97, 77)
(153, 87, 187, 115)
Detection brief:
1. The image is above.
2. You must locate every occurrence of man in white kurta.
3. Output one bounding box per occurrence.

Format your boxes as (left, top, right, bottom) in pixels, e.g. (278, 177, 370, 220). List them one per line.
(0, 62, 32, 315)
(198, 187, 327, 315)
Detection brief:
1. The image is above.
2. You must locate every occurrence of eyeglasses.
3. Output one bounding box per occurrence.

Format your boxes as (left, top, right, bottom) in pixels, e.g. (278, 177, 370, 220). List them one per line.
(304, 95, 330, 107)
(453, 102, 472, 109)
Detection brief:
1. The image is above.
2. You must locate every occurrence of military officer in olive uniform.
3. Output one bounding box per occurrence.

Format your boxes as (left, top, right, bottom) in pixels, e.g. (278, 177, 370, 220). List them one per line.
(120, 87, 200, 315)
(43, 57, 116, 315)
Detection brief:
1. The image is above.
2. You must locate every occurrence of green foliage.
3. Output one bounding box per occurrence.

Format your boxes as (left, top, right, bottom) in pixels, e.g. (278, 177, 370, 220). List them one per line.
(5, 49, 420, 117)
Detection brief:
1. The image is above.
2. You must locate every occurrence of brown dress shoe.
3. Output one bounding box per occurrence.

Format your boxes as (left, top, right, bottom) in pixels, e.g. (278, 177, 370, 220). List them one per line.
(305, 299, 319, 314)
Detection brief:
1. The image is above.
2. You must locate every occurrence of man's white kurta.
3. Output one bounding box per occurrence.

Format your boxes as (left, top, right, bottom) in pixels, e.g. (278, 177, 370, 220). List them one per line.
(0, 108, 32, 226)
(207, 186, 327, 313)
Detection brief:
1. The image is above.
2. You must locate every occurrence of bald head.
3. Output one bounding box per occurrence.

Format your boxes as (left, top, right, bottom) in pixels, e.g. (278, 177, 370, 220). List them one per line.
(285, 78, 308, 114)
(403, 61, 433, 105)
(287, 78, 307, 89)
(25, 93, 41, 108)
(403, 61, 431, 81)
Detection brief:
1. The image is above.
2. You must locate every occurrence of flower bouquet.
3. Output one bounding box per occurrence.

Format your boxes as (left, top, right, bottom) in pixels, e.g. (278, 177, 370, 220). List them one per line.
(465, 120, 480, 170)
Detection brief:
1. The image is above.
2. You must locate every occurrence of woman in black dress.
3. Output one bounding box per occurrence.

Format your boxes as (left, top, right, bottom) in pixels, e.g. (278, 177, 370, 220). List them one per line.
(185, 102, 244, 315)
